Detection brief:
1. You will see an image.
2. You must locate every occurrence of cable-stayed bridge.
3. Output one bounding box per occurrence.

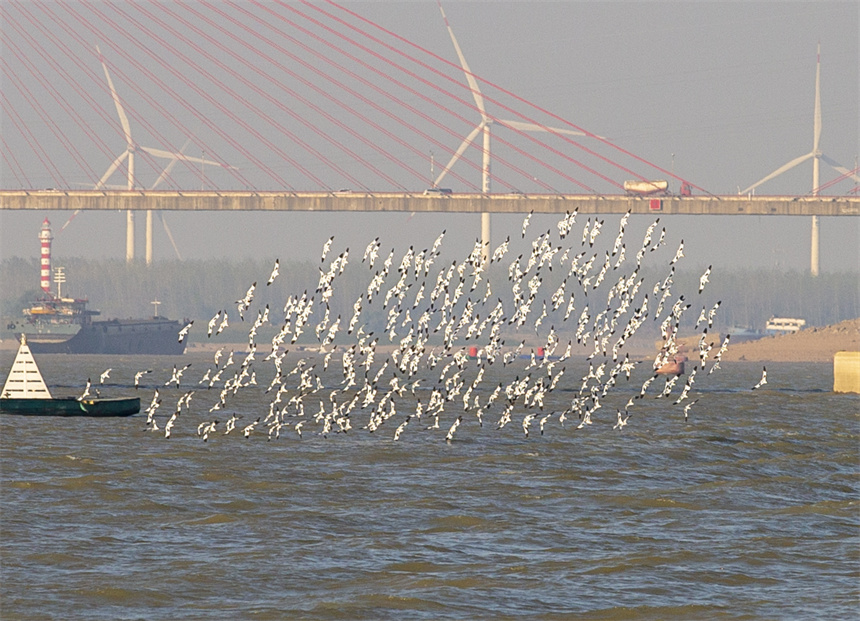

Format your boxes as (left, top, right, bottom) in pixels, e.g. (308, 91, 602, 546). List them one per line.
(1, 1, 857, 273)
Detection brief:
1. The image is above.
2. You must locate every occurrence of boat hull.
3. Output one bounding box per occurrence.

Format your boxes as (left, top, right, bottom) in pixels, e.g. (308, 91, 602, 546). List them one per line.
(0, 396, 140, 417)
(27, 318, 185, 355)
(656, 360, 685, 375)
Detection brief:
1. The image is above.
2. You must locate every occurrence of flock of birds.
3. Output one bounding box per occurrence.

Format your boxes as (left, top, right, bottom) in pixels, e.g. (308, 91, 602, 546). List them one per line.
(85, 210, 768, 442)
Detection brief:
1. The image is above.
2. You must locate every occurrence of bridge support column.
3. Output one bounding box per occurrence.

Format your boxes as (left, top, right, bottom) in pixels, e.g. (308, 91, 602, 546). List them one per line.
(146, 210, 153, 265)
(481, 122, 491, 263)
(126, 211, 135, 263)
(481, 212, 491, 263)
(810, 215, 820, 276)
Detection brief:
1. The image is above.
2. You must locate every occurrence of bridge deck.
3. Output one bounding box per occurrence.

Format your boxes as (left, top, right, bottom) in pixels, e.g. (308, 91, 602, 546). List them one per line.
(1, 191, 858, 216)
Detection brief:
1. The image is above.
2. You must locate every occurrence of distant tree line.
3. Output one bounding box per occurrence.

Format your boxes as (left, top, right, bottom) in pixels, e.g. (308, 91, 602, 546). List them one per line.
(2, 258, 857, 340)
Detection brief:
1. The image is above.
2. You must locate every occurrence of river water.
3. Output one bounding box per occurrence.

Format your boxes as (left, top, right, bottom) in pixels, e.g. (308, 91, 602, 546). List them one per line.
(1, 352, 857, 620)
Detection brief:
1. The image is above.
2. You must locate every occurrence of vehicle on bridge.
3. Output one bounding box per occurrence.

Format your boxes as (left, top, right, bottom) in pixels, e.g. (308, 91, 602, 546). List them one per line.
(624, 179, 669, 196)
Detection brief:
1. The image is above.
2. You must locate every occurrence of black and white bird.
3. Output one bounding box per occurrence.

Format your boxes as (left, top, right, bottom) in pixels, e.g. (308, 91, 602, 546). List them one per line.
(683, 399, 699, 421)
(521, 210, 533, 238)
(363, 237, 381, 268)
(207, 310, 222, 338)
(698, 265, 712, 294)
(267, 259, 280, 286)
(201, 420, 218, 442)
(78, 378, 91, 400)
(445, 416, 463, 442)
(164, 411, 179, 439)
(670, 239, 685, 265)
(752, 367, 767, 390)
(321, 236, 335, 263)
(522, 412, 538, 437)
(134, 369, 152, 388)
(236, 283, 256, 320)
(99, 368, 112, 384)
(393, 416, 410, 441)
(243, 418, 261, 438)
(178, 320, 193, 343)
(166, 363, 192, 386)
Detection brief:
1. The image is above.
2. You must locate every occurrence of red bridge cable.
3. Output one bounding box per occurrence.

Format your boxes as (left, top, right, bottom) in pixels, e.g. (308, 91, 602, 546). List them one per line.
(31, 1, 244, 191)
(54, 2, 274, 190)
(2, 4, 124, 186)
(19, 0, 214, 192)
(0, 41, 97, 187)
(214, 0, 481, 191)
(160, 0, 405, 192)
(164, 4, 378, 193)
(294, 1, 608, 193)
(120, 5, 337, 191)
(127, 1, 365, 191)
(73, 1, 272, 189)
(306, 0, 621, 191)
(813, 166, 859, 195)
(108, 0, 370, 191)
(0, 122, 31, 188)
(277, 0, 597, 193)
(330, 0, 695, 190)
(224, 0, 486, 190)
(253, 0, 588, 193)
(319, 0, 702, 192)
(0, 61, 68, 188)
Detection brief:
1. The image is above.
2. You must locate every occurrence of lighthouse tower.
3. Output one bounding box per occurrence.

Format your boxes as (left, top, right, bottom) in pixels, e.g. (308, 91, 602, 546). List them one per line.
(39, 218, 53, 295)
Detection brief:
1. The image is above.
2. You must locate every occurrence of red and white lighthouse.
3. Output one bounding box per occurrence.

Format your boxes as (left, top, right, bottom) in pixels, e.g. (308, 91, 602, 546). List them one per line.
(39, 218, 53, 295)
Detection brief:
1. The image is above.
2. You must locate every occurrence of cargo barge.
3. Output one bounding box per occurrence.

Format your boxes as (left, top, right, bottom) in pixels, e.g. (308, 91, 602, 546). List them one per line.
(3, 218, 186, 355)
(23, 316, 185, 355)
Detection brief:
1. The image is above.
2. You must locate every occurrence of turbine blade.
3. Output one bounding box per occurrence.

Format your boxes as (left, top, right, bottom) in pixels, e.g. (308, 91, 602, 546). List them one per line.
(813, 43, 821, 152)
(94, 150, 129, 190)
(158, 212, 183, 260)
(439, 2, 486, 119)
(434, 123, 483, 187)
(496, 119, 588, 137)
(73, 182, 126, 189)
(820, 154, 860, 183)
(149, 139, 191, 190)
(58, 210, 81, 233)
(97, 45, 133, 148)
(741, 152, 813, 194)
(139, 145, 236, 169)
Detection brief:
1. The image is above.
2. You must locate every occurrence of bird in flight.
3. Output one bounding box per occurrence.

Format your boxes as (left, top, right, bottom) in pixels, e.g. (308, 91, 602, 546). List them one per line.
(752, 367, 767, 390)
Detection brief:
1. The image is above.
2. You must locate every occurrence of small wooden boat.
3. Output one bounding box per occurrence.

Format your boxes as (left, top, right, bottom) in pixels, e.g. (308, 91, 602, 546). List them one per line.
(1, 335, 140, 417)
(656, 358, 685, 375)
(656, 354, 687, 376)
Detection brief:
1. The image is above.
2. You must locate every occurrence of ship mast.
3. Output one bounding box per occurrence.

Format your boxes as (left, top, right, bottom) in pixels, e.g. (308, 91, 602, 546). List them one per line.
(53, 266, 66, 299)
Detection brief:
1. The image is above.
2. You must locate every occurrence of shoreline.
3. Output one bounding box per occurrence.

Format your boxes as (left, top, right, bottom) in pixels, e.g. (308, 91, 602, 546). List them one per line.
(4, 318, 857, 363)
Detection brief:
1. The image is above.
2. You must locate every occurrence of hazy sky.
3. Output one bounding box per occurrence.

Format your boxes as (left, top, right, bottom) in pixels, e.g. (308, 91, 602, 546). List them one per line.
(1, 1, 858, 273)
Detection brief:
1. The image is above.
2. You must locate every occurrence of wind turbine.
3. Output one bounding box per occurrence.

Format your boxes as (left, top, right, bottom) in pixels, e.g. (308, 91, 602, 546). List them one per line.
(73, 139, 192, 260)
(95, 45, 233, 264)
(435, 3, 588, 261)
(741, 44, 860, 276)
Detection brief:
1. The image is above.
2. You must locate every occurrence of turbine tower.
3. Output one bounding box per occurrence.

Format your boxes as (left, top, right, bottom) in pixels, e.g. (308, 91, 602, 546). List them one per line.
(95, 45, 232, 264)
(741, 44, 860, 276)
(436, 3, 587, 261)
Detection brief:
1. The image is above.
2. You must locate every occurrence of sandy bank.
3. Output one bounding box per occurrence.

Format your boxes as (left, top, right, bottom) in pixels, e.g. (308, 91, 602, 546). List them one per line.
(722, 318, 860, 363)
